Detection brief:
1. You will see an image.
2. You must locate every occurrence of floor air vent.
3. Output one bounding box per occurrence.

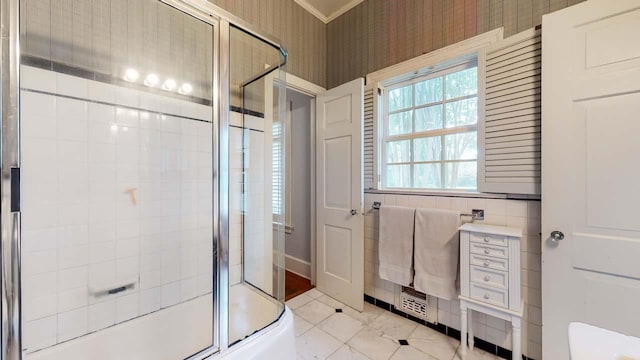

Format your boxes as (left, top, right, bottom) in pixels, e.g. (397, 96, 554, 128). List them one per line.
(399, 290, 429, 319)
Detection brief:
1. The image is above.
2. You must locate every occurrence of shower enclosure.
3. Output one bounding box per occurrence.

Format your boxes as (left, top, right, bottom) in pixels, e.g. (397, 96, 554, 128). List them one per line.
(0, 0, 288, 359)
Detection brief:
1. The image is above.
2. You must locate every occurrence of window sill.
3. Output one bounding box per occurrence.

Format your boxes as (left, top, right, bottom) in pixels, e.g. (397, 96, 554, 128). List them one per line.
(365, 188, 540, 200)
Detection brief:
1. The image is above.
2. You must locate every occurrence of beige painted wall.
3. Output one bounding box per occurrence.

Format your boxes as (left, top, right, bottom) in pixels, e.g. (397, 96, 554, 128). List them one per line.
(210, 0, 327, 88)
(326, 0, 584, 88)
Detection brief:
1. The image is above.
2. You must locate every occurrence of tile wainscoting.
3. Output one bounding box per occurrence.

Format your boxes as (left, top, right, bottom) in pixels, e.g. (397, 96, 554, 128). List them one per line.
(363, 192, 542, 359)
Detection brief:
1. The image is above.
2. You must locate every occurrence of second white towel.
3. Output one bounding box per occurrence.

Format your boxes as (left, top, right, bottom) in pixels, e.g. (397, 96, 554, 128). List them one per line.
(414, 208, 461, 300)
(378, 205, 415, 286)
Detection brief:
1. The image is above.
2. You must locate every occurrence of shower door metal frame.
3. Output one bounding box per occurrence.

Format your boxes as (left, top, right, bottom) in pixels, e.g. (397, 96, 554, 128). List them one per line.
(0, 0, 22, 358)
(159, 2, 224, 357)
(0, 0, 287, 358)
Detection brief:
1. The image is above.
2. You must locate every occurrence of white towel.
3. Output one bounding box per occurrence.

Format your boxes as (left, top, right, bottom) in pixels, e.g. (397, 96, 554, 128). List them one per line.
(414, 208, 461, 300)
(378, 205, 415, 286)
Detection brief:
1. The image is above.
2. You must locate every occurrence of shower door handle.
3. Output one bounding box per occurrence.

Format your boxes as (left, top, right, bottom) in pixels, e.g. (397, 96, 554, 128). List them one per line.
(10, 167, 20, 212)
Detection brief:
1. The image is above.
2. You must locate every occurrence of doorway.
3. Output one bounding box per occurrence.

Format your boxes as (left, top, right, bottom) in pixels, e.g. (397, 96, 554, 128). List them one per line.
(283, 88, 315, 300)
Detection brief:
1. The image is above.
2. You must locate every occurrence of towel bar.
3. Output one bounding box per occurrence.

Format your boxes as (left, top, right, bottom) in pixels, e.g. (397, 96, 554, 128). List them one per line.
(371, 202, 484, 221)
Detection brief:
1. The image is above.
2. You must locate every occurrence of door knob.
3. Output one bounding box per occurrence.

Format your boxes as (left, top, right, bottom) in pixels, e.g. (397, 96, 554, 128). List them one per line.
(350, 209, 358, 215)
(550, 230, 565, 243)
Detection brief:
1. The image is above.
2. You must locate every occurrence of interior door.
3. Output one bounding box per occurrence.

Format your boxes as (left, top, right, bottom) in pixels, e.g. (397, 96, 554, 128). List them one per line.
(316, 78, 364, 311)
(542, 1, 640, 358)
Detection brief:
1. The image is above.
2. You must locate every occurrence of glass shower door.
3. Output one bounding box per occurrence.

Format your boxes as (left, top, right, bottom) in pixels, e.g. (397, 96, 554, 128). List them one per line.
(228, 25, 287, 345)
(18, 1, 216, 358)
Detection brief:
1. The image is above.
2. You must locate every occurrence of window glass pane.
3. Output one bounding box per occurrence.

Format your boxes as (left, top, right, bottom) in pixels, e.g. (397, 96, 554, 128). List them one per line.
(386, 165, 411, 188)
(444, 131, 477, 160)
(415, 104, 443, 132)
(415, 77, 443, 105)
(445, 97, 477, 128)
(386, 140, 411, 163)
(388, 110, 412, 136)
(444, 161, 477, 189)
(445, 67, 477, 99)
(414, 163, 442, 189)
(388, 85, 412, 112)
(414, 136, 441, 162)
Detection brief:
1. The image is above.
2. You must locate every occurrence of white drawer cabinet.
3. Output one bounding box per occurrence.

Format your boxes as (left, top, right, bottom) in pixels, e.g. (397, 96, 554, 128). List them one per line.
(458, 223, 524, 360)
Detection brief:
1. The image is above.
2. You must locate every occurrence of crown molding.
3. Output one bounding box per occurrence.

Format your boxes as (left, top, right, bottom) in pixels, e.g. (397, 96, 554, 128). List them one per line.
(294, 0, 365, 24)
(294, 0, 329, 23)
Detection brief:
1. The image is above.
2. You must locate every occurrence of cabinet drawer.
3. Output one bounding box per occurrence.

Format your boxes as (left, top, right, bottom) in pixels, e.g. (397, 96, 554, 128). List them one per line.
(470, 266, 508, 289)
(470, 233, 508, 247)
(470, 243, 508, 259)
(470, 283, 509, 308)
(470, 254, 509, 272)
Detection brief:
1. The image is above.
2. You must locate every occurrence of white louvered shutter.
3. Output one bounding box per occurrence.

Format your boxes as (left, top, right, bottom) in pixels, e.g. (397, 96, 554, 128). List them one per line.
(478, 28, 541, 194)
(363, 86, 376, 189)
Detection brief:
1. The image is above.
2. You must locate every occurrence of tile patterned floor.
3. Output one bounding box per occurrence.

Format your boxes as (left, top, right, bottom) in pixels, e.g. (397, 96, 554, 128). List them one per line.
(287, 289, 501, 360)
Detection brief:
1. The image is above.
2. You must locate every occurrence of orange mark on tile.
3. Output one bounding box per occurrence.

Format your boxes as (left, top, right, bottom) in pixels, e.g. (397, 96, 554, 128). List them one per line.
(125, 188, 137, 206)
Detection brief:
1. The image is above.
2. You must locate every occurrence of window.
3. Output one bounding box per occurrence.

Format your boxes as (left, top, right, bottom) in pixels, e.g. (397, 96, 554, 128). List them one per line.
(382, 62, 478, 191)
(272, 120, 284, 215)
(272, 101, 293, 231)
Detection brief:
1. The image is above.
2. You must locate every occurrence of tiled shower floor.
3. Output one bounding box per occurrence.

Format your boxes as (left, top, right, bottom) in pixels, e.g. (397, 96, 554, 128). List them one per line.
(288, 289, 500, 360)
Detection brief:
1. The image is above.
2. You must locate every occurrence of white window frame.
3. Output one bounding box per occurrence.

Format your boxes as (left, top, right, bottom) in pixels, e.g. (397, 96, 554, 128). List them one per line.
(380, 61, 479, 191)
(366, 28, 503, 193)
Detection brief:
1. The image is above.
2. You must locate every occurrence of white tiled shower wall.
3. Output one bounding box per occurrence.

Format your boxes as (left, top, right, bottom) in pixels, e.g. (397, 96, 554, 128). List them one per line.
(20, 66, 214, 352)
(229, 125, 243, 286)
(229, 113, 267, 287)
(364, 193, 542, 359)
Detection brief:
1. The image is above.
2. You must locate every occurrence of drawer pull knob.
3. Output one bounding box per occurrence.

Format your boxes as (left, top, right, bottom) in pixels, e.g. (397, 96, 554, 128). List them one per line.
(483, 260, 490, 267)
(484, 237, 490, 243)
(483, 293, 490, 300)
(484, 249, 490, 254)
(484, 275, 490, 282)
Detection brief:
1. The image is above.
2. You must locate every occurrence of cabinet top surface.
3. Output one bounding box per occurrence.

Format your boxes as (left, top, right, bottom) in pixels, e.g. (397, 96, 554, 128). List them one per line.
(459, 223, 523, 238)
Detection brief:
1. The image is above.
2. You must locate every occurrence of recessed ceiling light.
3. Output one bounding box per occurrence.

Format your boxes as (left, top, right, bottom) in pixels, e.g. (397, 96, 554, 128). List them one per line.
(124, 68, 139, 82)
(162, 79, 177, 91)
(144, 73, 160, 87)
(178, 83, 193, 95)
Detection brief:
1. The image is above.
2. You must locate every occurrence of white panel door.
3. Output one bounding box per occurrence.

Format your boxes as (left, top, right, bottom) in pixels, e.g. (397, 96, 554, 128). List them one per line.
(316, 78, 364, 311)
(542, 1, 640, 358)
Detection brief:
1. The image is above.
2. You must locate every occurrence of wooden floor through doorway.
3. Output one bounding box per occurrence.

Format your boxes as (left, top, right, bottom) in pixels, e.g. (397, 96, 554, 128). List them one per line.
(285, 271, 313, 301)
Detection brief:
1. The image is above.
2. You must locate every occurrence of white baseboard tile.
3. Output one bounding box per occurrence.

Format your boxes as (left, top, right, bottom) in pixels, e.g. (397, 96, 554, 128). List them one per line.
(284, 255, 311, 279)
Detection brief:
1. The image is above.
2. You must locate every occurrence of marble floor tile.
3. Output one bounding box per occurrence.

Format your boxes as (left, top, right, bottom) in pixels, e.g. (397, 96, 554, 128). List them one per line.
(407, 325, 460, 360)
(287, 293, 314, 310)
(288, 289, 506, 360)
(451, 346, 502, 360)
(368, 311, 418, 340)
(296, 327, 343, 360)
(294, 314, 314, 337)
(389, 345, 438, 360)
(316, 294, 347, 310)
(296, 300, 336, 325)
(304, 288, 324, 299)
(342, 302, 384, 325)
(318, 313, 365, 343)
(327, 344, 371, 360)
(347, 328, 400, 360)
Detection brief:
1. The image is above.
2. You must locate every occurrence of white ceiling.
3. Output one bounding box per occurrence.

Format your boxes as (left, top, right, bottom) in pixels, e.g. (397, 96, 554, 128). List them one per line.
(294, 0, 365, 23)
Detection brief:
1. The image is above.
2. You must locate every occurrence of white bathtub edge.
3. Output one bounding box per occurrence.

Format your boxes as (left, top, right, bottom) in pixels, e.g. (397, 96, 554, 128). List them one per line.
(211, 306, 295, 360)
